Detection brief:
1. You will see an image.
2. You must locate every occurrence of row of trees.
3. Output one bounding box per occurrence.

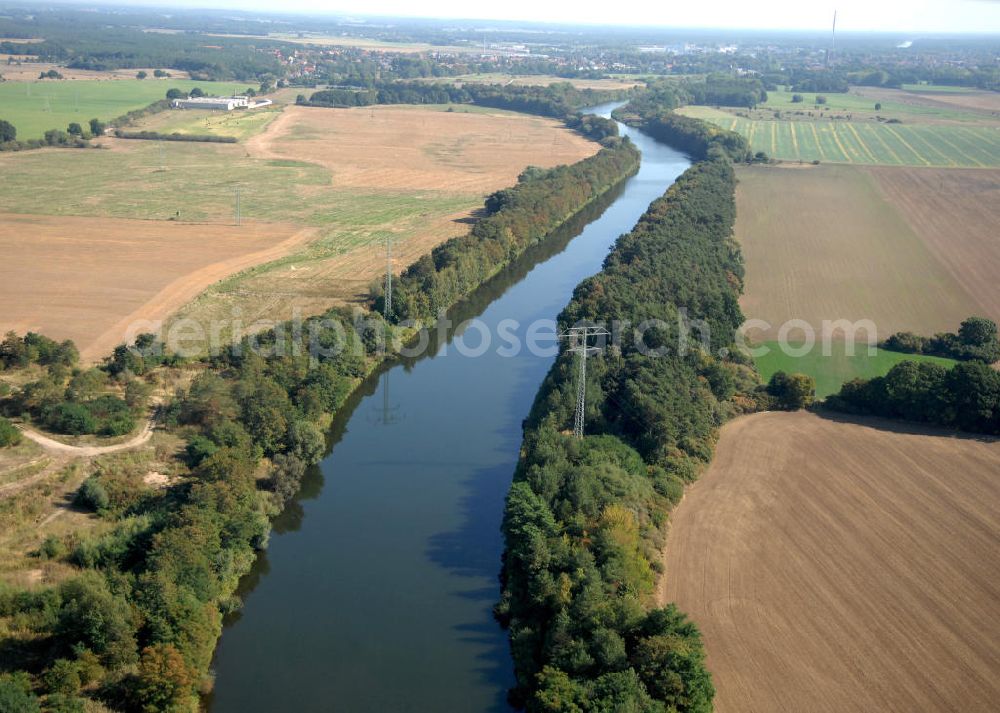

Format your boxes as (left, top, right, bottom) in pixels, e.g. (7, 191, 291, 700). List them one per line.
(684, 74, 769, 108)
(1, 333, 148, 437)
(828, 360, 1000, 435)
(0, 119, 94, 152)
(377, 138, 641, 322)
(498, 145, 760, 710)
(614, 97, 751, 162)
(303, 81, 626, 141)
(116, 131, 238, 144)
(883, 316, 1000, 364)
(304, 81, 625, 116)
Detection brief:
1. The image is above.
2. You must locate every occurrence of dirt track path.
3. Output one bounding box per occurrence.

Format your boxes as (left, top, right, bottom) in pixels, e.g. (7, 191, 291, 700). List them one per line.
(17, 418, 154, 458)
(662, 410, 1000, 713)
(82, 225, 319, 362)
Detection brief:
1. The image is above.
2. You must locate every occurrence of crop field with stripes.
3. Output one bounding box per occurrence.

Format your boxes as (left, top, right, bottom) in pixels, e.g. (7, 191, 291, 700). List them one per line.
(678, 106, 1000, 167)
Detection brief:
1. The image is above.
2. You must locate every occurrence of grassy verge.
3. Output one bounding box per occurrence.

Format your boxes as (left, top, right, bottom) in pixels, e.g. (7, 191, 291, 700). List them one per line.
(754, 341, 957, 398)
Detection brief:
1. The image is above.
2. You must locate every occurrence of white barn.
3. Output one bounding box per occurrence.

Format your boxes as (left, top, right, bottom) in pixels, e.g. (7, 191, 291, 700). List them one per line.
(171, 95, 251, 111)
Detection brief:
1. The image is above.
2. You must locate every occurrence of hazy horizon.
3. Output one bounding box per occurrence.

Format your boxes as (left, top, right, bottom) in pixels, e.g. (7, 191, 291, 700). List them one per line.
(66, 0, 1000, 35)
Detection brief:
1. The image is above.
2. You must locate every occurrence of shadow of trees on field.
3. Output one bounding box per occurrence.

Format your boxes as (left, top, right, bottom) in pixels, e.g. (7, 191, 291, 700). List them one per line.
(811, 405, 999, 444)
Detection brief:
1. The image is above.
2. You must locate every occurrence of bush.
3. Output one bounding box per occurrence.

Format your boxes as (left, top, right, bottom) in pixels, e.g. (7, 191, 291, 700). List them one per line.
(75, 477, 110, 513)
(269, 453, 306, 505)
(40, 535, 67, 560)
(131, 644, 196, 712)
(185, 434, 219, 467)
(46, 402, 97, 435)
(0, 416, 21, 447)
(0, 675, 40, 713)
(55, 573, 137, 666)
(0, 118, 16, 142)
(43, 659, 81, 697)
(766, 371, 815, 410)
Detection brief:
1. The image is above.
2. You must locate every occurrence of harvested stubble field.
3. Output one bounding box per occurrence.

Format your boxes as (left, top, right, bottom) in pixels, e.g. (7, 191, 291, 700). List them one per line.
(0, 103, 595, 355)
(250, 104, 595, 193)
(735, 163, 999, 341)
(0, 62, 193, 82)
(859, 85, 1000, 117)
(0, 213, 306, 362)
(663, 410, 1000, 713)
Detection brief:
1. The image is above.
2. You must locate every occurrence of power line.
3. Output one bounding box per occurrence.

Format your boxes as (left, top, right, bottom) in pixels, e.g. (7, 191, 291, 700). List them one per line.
(559, 325, 609, 438)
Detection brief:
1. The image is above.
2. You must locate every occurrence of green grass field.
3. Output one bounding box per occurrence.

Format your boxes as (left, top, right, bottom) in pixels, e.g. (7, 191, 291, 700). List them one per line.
(679, 105, 1000, 167)
(0, 79, 239, 139)
(754, 342, 958, 399)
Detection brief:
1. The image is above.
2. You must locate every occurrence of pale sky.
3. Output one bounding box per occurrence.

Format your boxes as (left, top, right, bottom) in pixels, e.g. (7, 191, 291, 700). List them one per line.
(134, 0, 1000, 34)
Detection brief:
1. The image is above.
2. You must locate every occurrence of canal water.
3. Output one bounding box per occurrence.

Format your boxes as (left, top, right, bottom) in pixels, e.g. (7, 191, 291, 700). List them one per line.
(207, 104, 691, 712)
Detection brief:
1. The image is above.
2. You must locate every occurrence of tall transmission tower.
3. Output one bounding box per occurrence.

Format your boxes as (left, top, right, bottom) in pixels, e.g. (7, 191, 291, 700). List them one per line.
(828, 10, 838, 67)
(559, 325, 610, 438)
(384, 233, 394, 319)
(234, 186, 242, 226)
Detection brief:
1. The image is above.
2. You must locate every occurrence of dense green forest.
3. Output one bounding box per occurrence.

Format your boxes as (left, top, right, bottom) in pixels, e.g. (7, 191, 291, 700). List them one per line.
(378, 137, 640, 322)
(496, 134, 761, 709)
(832, 317, 1000, 434)
(828, 360, 1000, 435)
(0, 11, 284, 80)
(613, 84, 752, 162)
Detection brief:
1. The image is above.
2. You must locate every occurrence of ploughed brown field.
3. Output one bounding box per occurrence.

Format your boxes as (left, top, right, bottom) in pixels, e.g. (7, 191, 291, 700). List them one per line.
(662, 410, 1000, 713)
(0, 214, 307, 362)
(735, 164, 1000, 341)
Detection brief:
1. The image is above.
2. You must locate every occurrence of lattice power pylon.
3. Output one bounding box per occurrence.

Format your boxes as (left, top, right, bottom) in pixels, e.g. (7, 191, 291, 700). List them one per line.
(559, 325, 610, 438)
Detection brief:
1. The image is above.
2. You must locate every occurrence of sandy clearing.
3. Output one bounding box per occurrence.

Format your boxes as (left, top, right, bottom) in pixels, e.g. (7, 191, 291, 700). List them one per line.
(0, 213, 310, 362)
(662, 410, 1000, 713)
(247, 104, 597, 194)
